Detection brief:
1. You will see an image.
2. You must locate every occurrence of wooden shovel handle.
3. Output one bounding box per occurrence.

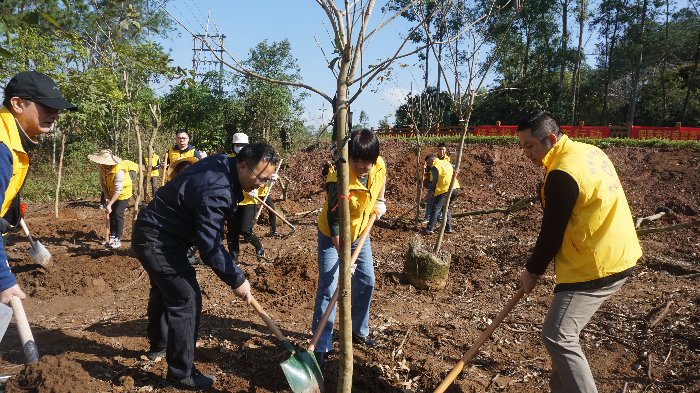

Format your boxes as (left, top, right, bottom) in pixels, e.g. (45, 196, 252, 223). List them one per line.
(253, 195, 296, 231)
(249, 295, 288, 344)
(9, 296, 39, 364)
(433, 287, 524, 393)
(307, 213, 377, 352)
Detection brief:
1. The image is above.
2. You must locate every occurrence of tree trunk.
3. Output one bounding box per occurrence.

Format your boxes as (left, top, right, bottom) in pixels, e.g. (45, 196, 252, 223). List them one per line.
(627, 0, 649, 124)
(559, 0, 569, 103)
(54, 134, 66, 219)
(569, 0, 585, 126)
(434, 93, 474, 253)
(133, 119, 144, 221)
(681, 29, 700, 122)
(422, 24, 430, 128)
(660, 0, 669, 122)
(336, 48, 353, 393)
(602, 7, 620, 125)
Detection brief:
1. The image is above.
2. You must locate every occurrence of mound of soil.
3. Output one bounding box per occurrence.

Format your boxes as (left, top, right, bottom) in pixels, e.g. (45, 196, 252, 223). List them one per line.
(0, 139, 698, 392)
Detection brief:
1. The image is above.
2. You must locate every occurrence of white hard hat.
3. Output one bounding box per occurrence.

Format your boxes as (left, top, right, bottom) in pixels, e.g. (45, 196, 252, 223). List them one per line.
(231, 133, 249, 144)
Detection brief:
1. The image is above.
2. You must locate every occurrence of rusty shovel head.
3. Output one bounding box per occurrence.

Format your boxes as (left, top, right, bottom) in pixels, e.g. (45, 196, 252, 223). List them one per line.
(27, 240, 52, 268)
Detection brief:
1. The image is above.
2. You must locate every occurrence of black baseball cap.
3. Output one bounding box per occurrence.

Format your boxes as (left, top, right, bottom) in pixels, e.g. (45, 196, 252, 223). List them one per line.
(4, 71, 78, 111)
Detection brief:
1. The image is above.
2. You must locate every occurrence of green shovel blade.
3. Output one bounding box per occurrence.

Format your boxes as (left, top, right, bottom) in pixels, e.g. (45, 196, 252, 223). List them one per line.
(280, 349, 324, 393)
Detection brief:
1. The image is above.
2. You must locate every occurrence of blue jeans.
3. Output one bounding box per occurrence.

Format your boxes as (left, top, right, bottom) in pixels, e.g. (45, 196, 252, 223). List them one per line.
(311, 230, 374, 353)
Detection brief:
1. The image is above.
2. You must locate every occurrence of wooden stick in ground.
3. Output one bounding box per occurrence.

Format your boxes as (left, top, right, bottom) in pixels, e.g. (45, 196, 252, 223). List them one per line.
(649, 300, 673, 329)
(253, 195, 296, 231)
(253, 159, 284, 229)
(433, 288, 525, 393)
(636, 219, 700, 236)
(9, 296, 39, 363)
(392, 195, 429, 227)
(452, 194, 536, 218)
(161, 147, 169, 187)
(307, 214, 377, 353)
(54, 134, 66, 219)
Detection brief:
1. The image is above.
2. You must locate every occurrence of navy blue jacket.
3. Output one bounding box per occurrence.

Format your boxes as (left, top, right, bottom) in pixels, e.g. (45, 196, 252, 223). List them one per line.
(136, 154, 246, 288)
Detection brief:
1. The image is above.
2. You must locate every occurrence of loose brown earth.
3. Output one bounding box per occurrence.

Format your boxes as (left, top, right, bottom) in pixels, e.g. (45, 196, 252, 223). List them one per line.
(1, 139, 698, 393)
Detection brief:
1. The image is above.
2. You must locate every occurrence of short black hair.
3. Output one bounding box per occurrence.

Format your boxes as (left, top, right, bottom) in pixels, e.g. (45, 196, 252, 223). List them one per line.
(348, 128, 379, 163)
(517, 110, 563, 140)
(237, 142, 279, 169)
(437, 142, 446, 148)
(175, 129, 189, 137)
(425, 154, 436, 161)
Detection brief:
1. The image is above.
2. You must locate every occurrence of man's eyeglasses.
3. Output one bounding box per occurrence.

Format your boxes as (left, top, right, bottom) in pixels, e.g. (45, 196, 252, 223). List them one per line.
(246, 163, 271, 184)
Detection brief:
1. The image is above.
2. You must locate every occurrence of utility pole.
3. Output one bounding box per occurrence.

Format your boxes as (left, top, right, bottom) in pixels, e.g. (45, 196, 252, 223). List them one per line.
(192, 34, 226, 91)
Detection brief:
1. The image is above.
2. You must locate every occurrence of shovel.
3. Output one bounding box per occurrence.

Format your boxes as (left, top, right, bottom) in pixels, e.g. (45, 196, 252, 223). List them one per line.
(249, 295, 324, 393)
(303, 214, 377, 354)
(9, 296, 40, 363)
(433, 287, 525, 393)
(252, 195, 296, 234)
(18, 219, 52, 268)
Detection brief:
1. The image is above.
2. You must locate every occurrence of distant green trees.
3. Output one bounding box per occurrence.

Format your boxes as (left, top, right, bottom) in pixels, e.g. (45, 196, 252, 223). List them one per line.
(391, 1, 700, 128)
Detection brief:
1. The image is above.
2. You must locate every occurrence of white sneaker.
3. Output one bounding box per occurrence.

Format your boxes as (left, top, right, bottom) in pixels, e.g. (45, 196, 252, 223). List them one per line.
(109, 237, 122, 249)
(98, 204, 105, 210)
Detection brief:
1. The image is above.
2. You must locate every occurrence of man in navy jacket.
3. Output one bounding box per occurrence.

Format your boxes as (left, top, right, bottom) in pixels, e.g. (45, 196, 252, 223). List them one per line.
(132, 143, 278, 390)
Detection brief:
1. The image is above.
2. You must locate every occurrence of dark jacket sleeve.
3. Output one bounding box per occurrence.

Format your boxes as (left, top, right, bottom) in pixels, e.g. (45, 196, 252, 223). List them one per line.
(326, 181, 340, 237)
(525, 170, 579, 275)
(429, 167, 438, 193)
(0, 143, 17, 292)
(195, 190, 246, 289)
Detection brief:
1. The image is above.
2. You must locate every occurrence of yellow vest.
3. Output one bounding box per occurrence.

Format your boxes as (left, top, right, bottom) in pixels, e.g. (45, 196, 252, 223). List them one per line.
(432, 159, 459, 196)
(542, 135, 642, 285)
(436, 155, 451, 163)
(229, 152, 270, 205)
(102, 162, 133, 201)
(318, 157, 387, 242)
(144, 154, 160, 177)
(122, 160, 139, 174)
(168, 146, 198, 180)
(0, 107, 30, 216)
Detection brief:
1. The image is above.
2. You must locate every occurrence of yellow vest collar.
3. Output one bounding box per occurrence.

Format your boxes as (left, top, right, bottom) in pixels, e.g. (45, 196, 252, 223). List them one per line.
(542, 134, 570, 172)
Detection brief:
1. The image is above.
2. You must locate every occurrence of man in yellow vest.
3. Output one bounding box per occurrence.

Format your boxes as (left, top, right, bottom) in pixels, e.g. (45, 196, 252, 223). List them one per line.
(419, 153, 459, 235)
(164, 129, 206, 181)
(0, 71, 77, 342)
(517, 110, 641, 393)
(423, 142, 452, 223)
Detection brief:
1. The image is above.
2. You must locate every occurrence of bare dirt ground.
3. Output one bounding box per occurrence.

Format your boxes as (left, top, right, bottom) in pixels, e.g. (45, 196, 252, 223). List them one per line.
(1, 139, 698, 393)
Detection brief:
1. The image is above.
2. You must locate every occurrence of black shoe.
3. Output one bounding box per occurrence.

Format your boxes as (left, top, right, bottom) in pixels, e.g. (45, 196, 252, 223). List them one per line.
(314, 351, 326, 367)
(163, 369, 216, 390)
(419, 229, 434, 235)
(269, 230, 282, 238)
(352, 333, 377, 347)
(256, 248, 265, 257)
(445, 228, 454, 234)
(146, 348, 166, 360)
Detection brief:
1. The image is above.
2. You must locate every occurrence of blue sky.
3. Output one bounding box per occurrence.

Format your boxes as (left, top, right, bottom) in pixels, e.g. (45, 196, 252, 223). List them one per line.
(156, 1, 424, 130)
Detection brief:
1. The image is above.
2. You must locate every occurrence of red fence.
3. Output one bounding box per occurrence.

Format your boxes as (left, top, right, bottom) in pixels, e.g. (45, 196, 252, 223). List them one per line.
(374, 121, 700, 141)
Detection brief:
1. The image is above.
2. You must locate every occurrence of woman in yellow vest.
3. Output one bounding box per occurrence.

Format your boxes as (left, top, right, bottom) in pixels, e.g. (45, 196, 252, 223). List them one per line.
(312, 129, 387, 367)
(88, 149, 133, 249)
(226, 133, 281, 259)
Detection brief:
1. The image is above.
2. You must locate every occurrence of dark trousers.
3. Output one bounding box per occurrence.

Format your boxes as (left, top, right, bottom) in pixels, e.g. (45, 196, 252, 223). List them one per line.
(263, 198, 277, 232)
(109, 199, 128, 238)
(144, 176, 160, 198)
(427, 189, 458, 232)
(132, 222, 201, 379)
(227, 204, 262, 255)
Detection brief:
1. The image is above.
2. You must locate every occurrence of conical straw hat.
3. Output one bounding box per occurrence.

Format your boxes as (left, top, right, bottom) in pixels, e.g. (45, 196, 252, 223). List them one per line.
(88, 149, 122, 165)
(168, 156, 200, 178)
